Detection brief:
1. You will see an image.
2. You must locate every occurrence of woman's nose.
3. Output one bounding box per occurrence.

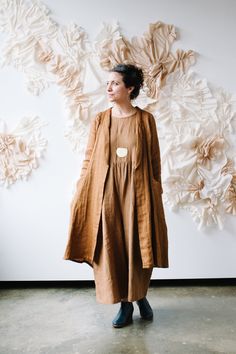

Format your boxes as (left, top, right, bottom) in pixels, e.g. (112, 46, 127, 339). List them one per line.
(107, 83, 112, 91)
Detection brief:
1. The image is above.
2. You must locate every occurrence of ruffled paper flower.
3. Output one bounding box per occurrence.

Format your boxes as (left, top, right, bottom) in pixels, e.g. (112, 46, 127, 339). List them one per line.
(130, 23, 195, 98)
(94, 21, 130, 70)
(162, 123, 233, 228)
(163, 174, 204, 210)
(196, 136, 226, 168)
(156, 70, 217, 136)
(185, 200, 225, 230)
(214, 88, 236, 134)
(0, 0, 57, 95)
(0, 117, 47, 187)
(223, 175, 236, 215)
(0, 134, 16, 155)
(165, 49, 195, 73)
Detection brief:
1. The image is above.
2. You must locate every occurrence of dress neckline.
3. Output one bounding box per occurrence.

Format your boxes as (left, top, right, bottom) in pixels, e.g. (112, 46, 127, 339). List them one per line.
(111, 107, 138, 119)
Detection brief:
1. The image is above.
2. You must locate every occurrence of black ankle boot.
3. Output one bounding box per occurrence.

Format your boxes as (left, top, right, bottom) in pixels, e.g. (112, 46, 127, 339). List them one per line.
(136, 297, 153, 320)
(112, 301, 134, 328)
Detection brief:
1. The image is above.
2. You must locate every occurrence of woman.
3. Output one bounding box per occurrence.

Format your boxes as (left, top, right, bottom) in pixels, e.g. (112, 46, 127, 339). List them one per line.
(64, 64, 169, 328)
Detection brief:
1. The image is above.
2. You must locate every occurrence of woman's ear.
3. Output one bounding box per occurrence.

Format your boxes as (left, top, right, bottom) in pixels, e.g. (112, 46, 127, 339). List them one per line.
(128, 86, 134, 95)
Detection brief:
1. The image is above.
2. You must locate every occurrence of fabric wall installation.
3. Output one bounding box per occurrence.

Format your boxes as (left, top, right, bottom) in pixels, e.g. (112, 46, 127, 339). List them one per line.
(0, 0, 235, 230)
(0, 116, 47, 187)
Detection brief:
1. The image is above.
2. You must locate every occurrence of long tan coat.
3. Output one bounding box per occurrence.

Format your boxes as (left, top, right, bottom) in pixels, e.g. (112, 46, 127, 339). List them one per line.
(63, 106, 168, 268)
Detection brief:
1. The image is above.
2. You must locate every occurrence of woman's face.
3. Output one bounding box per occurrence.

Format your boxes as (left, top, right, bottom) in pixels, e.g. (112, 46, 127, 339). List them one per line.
(106, 71, 134, 104)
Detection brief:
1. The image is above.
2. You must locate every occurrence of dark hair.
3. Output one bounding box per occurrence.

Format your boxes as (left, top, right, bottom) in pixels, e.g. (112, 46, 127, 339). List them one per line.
(109, 64, 144, 99)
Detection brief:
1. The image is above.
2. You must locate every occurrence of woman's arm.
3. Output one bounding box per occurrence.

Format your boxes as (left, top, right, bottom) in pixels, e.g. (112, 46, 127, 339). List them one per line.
(150, 114, 163, 193)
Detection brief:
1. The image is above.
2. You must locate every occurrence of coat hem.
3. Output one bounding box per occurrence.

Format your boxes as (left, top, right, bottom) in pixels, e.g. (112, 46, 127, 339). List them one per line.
(63, 256, 94, 268)
(143, 264, 169, 268)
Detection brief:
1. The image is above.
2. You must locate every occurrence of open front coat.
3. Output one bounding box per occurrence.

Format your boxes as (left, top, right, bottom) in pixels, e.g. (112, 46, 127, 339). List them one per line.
(63, 106, 169, 268)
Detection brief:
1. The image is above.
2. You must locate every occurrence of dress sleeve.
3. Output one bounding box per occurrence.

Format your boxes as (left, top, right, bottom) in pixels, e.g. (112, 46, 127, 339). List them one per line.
(79, 113, 100, 179)
(150, 114, 163, 194)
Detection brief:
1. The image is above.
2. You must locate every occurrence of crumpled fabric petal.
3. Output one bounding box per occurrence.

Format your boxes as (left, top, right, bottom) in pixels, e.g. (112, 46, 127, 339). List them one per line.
(0, 117, 47, 188)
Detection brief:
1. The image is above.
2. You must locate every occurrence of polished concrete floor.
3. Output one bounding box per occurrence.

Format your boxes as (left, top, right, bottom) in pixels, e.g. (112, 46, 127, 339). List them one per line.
(0, 284, 236, 354)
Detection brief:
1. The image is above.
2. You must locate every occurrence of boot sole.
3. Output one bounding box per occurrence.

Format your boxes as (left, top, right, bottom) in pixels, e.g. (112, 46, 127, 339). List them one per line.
(140, 314, 153, 320)
(112, 317, 133, 328)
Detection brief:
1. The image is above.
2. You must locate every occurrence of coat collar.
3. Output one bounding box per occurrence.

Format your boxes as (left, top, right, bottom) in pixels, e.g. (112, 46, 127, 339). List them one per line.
(102, 106, 143, 169)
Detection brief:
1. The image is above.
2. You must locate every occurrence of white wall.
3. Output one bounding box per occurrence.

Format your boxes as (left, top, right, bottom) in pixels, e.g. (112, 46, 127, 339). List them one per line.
(1, 0, 236, 280)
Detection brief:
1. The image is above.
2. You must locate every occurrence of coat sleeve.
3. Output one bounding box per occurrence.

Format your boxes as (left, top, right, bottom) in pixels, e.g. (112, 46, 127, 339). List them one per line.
(150, 114, 163, 194)
(79, 113, 100, 179)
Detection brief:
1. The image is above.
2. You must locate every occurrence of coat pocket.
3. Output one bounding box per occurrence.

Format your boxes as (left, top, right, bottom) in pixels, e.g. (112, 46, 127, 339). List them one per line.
(70, 175, 89, 226)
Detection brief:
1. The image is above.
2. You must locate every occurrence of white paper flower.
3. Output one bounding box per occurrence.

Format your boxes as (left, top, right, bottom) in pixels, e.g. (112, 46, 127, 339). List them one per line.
(156, 70, 217, 133)
(0, 116, 47, 187)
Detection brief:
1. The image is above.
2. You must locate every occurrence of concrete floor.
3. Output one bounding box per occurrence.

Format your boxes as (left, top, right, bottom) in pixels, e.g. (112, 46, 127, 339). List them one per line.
(0, 284, 236, 354)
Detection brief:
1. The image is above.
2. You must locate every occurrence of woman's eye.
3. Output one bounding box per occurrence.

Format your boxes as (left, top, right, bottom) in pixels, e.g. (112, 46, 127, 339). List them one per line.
(106, 81, 119, 86)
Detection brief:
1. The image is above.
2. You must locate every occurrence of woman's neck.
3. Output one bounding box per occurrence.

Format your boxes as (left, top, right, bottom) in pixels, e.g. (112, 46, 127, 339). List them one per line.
(112, 102, 136, 117)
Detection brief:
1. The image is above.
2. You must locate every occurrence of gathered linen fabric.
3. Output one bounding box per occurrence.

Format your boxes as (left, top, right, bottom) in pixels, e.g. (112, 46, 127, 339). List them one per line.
(93, 110, 152, 304)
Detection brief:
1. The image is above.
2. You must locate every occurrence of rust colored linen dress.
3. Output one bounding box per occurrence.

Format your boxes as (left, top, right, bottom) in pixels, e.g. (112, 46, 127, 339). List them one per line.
(93, 109, 152, 304)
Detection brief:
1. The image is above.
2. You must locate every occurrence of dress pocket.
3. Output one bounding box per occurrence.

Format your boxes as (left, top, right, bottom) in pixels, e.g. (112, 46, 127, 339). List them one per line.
(70, 175, 89, 226)
(151, 178, 163, 194)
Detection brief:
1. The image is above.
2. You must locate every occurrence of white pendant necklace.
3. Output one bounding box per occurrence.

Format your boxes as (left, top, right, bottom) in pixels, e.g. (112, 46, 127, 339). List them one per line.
(116, 147, 128, 157)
